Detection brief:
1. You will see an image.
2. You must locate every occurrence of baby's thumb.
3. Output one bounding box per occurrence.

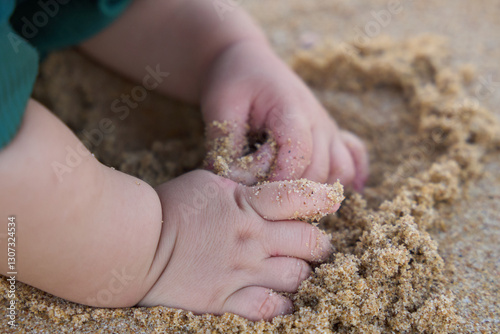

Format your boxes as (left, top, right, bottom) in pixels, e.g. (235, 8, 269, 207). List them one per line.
(223, 140, 276, 186)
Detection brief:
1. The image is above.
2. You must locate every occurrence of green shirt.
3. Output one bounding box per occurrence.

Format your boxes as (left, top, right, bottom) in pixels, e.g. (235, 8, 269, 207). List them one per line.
(0, 0, 132, 149)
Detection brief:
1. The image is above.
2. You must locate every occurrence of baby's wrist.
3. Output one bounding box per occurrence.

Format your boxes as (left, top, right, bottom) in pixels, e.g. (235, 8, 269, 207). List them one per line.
(136, 183, 181, 306)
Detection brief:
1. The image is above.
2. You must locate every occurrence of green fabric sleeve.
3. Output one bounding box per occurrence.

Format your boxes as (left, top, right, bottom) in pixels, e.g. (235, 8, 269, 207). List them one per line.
(0, 1, 39, 149)
(10, 0, 133, 56)
(0, 0, 132, 149)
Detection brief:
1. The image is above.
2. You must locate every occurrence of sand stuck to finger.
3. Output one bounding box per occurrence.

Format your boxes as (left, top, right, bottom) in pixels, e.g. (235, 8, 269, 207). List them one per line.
(251, 178, 344, 222)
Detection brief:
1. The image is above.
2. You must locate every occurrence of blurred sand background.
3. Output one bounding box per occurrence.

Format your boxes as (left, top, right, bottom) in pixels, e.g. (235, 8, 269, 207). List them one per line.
(1, 0, 499, 333)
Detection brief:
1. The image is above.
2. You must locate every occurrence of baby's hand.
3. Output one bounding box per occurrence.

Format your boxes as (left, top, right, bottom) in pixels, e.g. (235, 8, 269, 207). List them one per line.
(202, 41, 369, 189)
(138, 170, 342, 320)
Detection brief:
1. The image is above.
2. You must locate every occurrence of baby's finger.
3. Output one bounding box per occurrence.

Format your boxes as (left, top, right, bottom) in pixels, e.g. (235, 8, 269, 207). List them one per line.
(253, 257, 311, 292)
(202, 90, 250, 148)
(224, 140, 276, 186)
(339, 130, 369, 192)
(262, 221, 333, 262)
(326, 137, 356, 187)
(241, 178, 344, 221)
(301, 124, 331, 183)
(266, 110, 313, 182)
(222, 286, 293, 321)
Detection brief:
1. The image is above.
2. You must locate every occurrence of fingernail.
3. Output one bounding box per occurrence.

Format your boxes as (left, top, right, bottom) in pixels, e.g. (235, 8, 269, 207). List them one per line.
(313, 233, 334, 261)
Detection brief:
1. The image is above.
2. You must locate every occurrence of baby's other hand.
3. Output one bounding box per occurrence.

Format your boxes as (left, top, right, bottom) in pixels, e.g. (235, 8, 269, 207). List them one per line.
(138, 170, 342, 320)
(202, 41, 369, 190)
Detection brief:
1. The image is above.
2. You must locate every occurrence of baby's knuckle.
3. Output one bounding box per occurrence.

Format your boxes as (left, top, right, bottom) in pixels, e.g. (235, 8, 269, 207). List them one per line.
(233, 184, 252, 213)
(281, 187, 295, 208)
(234, 223, 259, 248)
(285, 259, 309, 290)
(207, 286, 227, 311)
(254, 293, 278, 320)
(298, 260, 311, 281)
(302, 225, 316, 254)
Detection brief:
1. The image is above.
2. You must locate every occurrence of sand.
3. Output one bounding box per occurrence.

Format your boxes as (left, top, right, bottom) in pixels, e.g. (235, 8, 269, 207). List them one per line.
(204, 120, 278, 185)
(1, 1, 500, 333)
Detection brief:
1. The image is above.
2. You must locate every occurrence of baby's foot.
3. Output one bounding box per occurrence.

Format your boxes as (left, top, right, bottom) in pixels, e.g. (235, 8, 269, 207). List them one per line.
(138, 170, 343, 320)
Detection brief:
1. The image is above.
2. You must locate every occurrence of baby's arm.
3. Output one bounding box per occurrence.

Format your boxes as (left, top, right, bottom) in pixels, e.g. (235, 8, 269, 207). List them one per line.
(0, 100, 163, 307)
(79, 0, 263, 104)
(80, 0, 369, 188)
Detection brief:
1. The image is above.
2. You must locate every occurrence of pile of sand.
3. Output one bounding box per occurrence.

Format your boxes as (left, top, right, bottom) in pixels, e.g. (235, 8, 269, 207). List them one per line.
(1, 36, 499, 333)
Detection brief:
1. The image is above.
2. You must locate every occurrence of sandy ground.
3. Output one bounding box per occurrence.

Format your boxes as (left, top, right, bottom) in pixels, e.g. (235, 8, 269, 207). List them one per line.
(1, 0, 499, 333)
